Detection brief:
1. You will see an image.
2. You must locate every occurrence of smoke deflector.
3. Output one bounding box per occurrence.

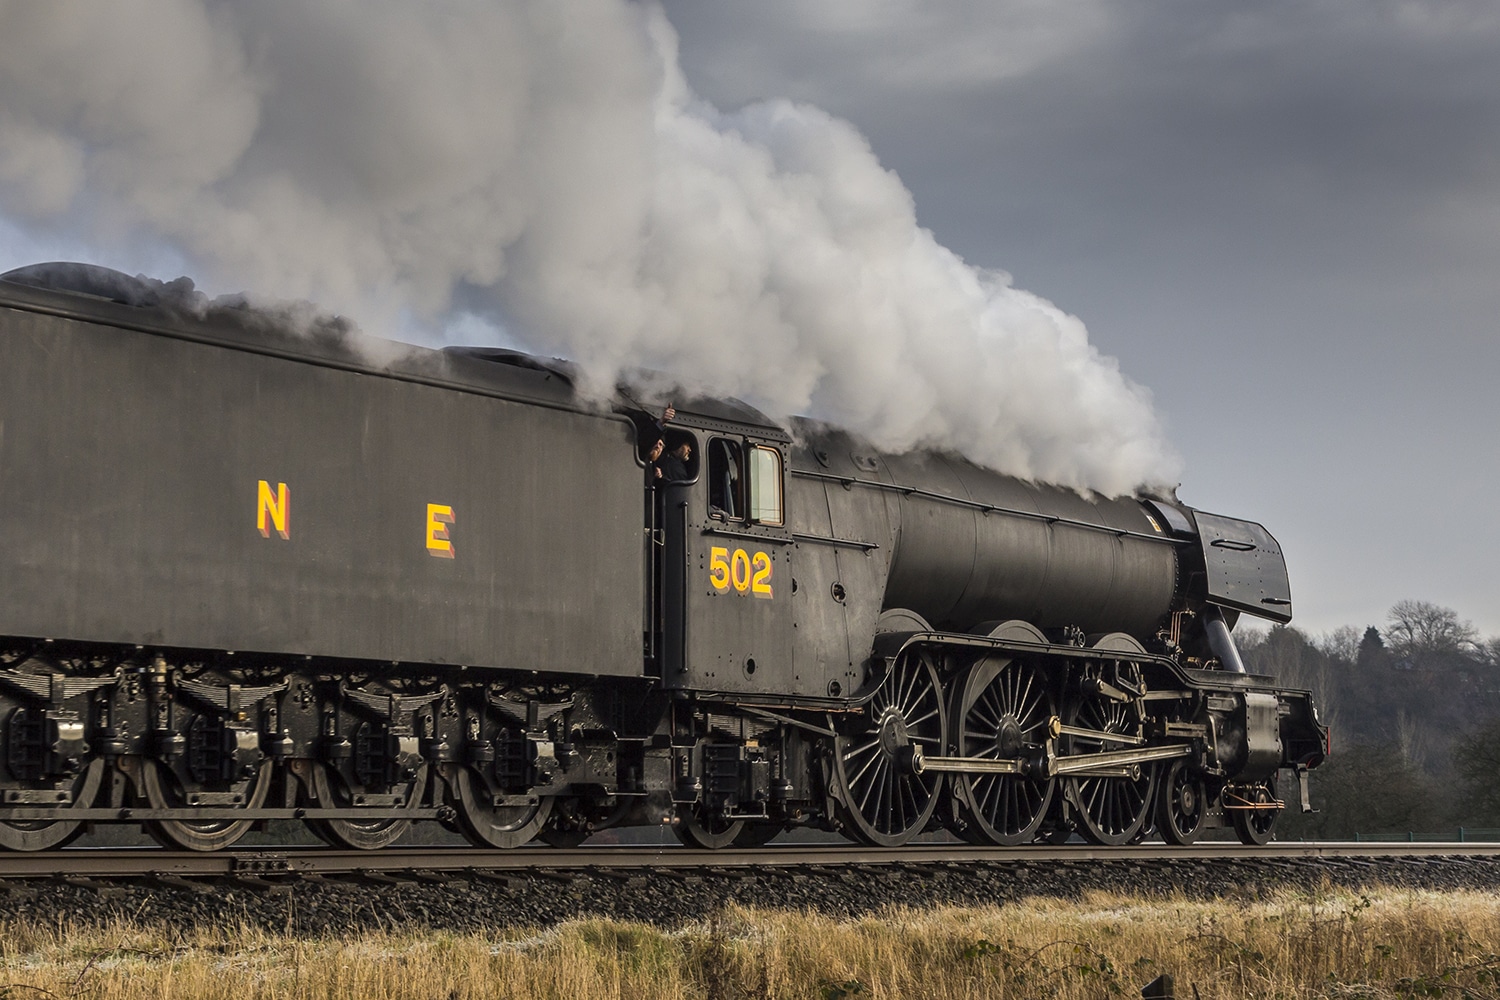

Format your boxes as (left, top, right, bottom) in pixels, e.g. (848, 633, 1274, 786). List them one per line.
(1194, 512, 1293, 624)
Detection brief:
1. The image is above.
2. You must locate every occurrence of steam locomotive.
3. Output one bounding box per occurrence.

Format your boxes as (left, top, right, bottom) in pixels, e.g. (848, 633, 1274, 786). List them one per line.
(0, 263, 1325, 852)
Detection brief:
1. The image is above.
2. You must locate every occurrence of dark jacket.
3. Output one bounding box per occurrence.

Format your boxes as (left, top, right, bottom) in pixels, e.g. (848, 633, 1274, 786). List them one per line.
(655, 453, 690, 484)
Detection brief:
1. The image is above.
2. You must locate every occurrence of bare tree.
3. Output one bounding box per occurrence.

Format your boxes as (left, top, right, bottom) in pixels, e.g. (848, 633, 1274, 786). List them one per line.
(1319, 625, 1361, 665)
(1241, 625, 1341, 737)
(1385, 600, 1480, 661)
(1395, 709, 1431, 771)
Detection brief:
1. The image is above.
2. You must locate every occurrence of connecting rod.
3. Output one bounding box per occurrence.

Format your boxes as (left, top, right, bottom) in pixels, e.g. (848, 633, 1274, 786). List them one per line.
(906, 742, 1191, 779)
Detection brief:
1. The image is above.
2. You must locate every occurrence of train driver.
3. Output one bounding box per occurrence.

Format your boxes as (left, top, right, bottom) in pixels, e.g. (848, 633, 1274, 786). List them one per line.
(655, 438, 693, 483)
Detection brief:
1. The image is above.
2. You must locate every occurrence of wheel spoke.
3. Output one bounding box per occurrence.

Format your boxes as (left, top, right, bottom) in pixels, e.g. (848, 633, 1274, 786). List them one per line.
(842, 736, 882, 763)
(952, 660, 1056, 846)
(1012, 672, 1035, 720)
(975, 690, 1003, 731)
(845, 742, 885, 791)
(896, 660, 920, 713)
(857, 755, 886, 814)
(834, 650, 946, 847)
(906, 706, 940, 729)
(1067, 664, 1154, 846)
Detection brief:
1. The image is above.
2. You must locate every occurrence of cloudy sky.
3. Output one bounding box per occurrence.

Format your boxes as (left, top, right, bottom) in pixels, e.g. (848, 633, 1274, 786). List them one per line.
(1, 1, 1496, 640)
(657, 1, 1500, 640)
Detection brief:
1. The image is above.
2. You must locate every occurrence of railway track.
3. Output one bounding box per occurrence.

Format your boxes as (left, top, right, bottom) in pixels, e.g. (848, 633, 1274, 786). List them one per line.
(6, 841, 1500, 938)
(4, 841, 1499, 884)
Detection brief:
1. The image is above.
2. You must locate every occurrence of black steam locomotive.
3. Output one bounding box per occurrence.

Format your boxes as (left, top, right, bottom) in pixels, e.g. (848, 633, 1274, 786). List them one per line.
(0, 263, 1325, 852)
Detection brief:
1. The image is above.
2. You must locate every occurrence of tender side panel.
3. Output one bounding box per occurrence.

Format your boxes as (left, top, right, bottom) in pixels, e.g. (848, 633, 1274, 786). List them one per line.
(0, 307, 643, 673)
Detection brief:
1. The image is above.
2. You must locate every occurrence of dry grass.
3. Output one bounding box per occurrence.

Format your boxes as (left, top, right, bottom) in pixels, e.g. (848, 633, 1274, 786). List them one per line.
(3, 885, 1500, 998)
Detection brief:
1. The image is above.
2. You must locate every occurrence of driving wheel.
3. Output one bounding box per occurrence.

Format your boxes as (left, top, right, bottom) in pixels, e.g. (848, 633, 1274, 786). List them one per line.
(832, 649, 946, 847)
(949, 657, 1055, 846)
(1062, 670, 1157, 847)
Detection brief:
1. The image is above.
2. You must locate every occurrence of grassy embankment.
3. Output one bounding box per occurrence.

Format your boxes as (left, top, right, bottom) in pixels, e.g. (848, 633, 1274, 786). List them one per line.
(3, 886, 1500, 998)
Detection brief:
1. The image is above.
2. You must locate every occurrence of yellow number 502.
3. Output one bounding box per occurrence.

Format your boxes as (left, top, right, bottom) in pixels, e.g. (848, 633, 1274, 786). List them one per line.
(709, 546, 773, 598)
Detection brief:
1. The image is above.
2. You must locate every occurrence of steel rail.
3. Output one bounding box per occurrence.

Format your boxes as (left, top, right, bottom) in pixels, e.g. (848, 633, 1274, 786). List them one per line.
(2, 842, 1500, 881)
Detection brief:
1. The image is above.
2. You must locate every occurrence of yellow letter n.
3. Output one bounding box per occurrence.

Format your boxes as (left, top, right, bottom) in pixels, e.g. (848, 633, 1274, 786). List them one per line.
(257, 480, 290, 539)
(426, 503, 455, 559)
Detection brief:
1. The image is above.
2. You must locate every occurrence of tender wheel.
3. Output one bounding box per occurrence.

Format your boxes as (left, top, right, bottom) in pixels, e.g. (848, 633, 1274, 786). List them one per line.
(673, 803, 744, 850)
(1063, 671, 1157, 847)
(1230, 776, 1279, 846)
(949, 657, 1055, 846)
(141, 759, 272, 852)
(833, 649, 946, 847)
(450, 765, 552, 848)
(1157, 759, 1208, 846)
(0, 758, 105, 852)
(305, 761, 426, 850)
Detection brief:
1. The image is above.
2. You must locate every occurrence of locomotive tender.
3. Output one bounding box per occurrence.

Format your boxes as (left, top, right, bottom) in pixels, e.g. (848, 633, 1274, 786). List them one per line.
(0, 263, 1325, 853)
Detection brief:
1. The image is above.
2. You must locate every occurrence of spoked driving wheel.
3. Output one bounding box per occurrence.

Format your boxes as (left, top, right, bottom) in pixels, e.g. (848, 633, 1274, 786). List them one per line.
(949, 657, 1055, 846)
(1063, 670, 1157, 847)
(0, 758, 104, 852)
(833, 649, 946, 847)
(1157, 759, 1208, 845)
(1230, 775, 1279, 846)
(450, 765, 552, 848)
(140, 759, 272, 852)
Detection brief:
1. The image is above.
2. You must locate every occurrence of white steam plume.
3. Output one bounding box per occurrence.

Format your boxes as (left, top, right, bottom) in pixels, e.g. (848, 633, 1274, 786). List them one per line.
(0, 0, 1180, 495)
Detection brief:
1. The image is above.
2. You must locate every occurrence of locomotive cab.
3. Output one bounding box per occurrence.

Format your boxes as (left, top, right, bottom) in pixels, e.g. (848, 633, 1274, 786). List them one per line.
(647, 407, 797, 698)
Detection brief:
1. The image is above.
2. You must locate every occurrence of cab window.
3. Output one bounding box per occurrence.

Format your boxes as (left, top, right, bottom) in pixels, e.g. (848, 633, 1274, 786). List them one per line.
(707, 438, 744, 519)
(748, 446, 784, 525)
